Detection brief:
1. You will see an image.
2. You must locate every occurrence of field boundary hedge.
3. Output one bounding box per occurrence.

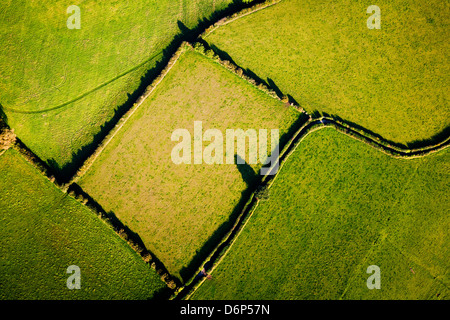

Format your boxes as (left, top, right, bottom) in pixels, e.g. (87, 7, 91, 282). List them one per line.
(67, 38, 304, 188)
(0, 118, 16, 152)
(66, 43, 190, 188)
(0, 118, 179, 292)
(322, 117, 450, 159)
(178, 117, 317, 299)
(3, 0, 448, 298)
(182, 115, 450, 299)
(65, 183, 180, 291)
(192, 41, 304, 112)
(199, 0, 282, 39)
(4, 45, 448, 298)
(0, 120, 59, 186)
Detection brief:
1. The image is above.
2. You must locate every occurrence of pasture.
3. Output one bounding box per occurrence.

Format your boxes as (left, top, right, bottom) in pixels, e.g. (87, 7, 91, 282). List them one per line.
(78, 48, 301, 281)
(205, 0, 450, 145)
(0, 0, 234, 175)
(1, 0, 447, 301)
(0, 148, 167, 299)
(192, 128, 449, 299)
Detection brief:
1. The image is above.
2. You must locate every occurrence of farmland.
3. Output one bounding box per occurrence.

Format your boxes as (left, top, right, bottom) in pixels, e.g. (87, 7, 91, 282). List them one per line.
(0, 0, 448, 303)
(192, 128, 449, 299)
(205, 0, 450, 145)
(0, 148, 167, 299)
(77, 48, 301, 281)
(0, 0, 235, 175)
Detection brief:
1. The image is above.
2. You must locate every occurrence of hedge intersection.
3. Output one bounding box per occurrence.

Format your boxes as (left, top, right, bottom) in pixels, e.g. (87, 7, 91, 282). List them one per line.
(1, 0, 448, 299)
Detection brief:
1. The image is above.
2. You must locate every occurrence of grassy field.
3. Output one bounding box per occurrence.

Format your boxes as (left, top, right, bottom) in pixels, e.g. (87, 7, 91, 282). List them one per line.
(205, 0, 450, 145)
(78, 48, 301, 281)
(341, 238, 449, 299)
(0, 148, 167, 299)
(192, 128, 449, 300)
(0, 0, 235, 173)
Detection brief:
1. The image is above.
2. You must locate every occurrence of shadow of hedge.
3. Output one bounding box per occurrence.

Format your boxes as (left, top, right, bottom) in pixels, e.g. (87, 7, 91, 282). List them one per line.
(45, 0, 267, 183)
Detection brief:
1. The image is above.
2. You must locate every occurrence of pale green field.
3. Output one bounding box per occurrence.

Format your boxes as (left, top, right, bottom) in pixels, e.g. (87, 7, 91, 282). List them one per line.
(192, 128, 449, 299)
(206, 0, 450, 145)
(78, 48, 301, 281)
(0, 0, 234, 173)
(0, 148, 167, 299)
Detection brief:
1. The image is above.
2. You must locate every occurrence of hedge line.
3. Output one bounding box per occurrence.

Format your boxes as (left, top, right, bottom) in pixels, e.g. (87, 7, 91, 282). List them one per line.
(66, 184, 179, 291)
(179, 118, 317, 299)
(184, 116, 450, 298)
(1, 116, 64, 187)
(192, 41, 304, 113)
(67, 42, 190, 188)
(1, 120, 179, 291)
(320, 117, 450, 158)
(0, 125, 16, 152)
(199, 0, 282, 39)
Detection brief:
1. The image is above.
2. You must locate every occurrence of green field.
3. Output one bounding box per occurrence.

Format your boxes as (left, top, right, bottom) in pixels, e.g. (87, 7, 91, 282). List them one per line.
(205, 0, 450, 144)
(0, 148, 167, 299)
(1, 0, 447, 302)
(0, 0, 235, 173)
(78, 48, 301, 281)
(192, 128, 449, 299)
(341, 238, 449, 299)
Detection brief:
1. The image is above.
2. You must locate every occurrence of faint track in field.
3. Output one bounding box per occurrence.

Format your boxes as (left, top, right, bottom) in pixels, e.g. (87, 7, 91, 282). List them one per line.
(2, 52, 163, 115)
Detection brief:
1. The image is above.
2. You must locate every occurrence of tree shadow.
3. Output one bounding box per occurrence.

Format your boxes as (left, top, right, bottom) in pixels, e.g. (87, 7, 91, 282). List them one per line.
(279, 112, 310, 149)
(14, 137, 54, 178)
(0, 103, 8, 128)
(322, 112, 450, 150)
(209, 44, 238, 65)
(309, 110, 322, 119)
(406, 124, 450, 150)
(176, 157, 259, 298)
(36, 0, 267, 183)
(286, 94, 301, 107)
(176, 115, 309, 299)
(178, 155, 259, 283)
(235, 154, 258, 186)
(267, 78, 283, 98)
(202, 42, 306, 109)
(246, 69, 269, 87)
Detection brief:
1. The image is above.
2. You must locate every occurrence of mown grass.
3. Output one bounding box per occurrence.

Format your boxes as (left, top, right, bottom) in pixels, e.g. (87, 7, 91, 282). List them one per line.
(0, 148, 167, 300)
(205, 0, 450, 145)
(78, 49, 301, 281)
(192, 128, 449, 300)
(0, 0, 234, 172)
